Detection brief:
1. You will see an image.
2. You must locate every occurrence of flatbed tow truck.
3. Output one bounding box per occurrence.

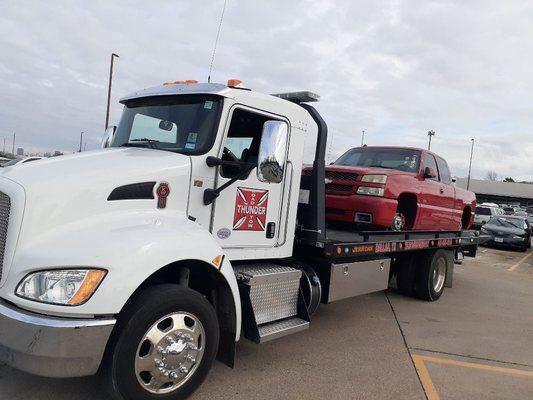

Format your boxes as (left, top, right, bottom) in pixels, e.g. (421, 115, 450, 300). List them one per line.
(0, 80, 485, 399)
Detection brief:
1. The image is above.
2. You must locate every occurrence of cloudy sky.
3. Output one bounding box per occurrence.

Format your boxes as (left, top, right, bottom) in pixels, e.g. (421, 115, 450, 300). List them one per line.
(1, 0, 532, 180)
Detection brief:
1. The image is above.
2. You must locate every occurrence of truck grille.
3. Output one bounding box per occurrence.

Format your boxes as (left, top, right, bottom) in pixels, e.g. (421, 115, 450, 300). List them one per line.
(325, 171, 358, 181)
(0, 192, 10, 281)
(326, 183, 353, 193)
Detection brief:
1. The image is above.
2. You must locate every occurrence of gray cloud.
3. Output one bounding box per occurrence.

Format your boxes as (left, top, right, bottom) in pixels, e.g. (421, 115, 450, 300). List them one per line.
(0, 0, 532, 180)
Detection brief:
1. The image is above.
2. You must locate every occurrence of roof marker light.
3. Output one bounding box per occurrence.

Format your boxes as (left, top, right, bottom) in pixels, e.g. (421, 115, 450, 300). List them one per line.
(227, 79, 242, 87)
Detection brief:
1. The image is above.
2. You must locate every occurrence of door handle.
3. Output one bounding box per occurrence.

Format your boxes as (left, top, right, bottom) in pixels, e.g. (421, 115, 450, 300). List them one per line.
(439, 187, 444, 194)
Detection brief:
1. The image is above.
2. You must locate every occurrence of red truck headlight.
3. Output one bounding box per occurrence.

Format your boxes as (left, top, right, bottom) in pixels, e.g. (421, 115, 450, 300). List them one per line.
(361, 174, 387, 184)
(357, 187, 385, 196)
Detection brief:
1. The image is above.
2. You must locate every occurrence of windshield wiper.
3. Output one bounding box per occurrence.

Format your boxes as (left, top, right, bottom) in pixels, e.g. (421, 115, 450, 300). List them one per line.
(121, 138, 161, 149)
(366, 165, 395, 169)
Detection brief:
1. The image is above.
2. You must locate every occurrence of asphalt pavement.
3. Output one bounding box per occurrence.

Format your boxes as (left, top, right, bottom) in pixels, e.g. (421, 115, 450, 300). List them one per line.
(0, 245, 532, 399)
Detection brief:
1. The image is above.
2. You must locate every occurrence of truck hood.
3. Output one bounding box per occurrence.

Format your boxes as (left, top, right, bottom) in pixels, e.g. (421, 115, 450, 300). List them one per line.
(0, 147, 192, 252)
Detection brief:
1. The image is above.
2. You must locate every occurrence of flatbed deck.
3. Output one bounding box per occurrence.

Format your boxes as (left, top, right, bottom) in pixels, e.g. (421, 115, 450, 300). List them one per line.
(296, 227, 487, 261)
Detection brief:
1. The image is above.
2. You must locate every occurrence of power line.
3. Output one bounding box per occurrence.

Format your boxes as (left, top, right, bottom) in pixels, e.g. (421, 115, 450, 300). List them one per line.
(207, 0, 228, 83)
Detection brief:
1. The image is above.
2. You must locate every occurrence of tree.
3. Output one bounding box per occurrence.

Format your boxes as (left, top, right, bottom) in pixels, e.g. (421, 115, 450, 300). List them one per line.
(486, 171, 498, 181)
(503, 177, 515, 182)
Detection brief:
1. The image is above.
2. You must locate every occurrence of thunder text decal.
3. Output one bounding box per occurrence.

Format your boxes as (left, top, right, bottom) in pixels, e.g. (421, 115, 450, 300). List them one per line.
(233, 187, 269, 231)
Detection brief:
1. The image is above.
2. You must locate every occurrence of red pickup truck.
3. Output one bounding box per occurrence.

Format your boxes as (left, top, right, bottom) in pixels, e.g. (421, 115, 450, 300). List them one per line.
(317, 146, 476, 231)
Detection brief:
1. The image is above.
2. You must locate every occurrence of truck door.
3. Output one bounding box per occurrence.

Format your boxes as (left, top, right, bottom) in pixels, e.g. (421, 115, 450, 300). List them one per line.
(210, 107, 289, 248)
(435, 157, 457, 229)
(418, 153, 449, 229)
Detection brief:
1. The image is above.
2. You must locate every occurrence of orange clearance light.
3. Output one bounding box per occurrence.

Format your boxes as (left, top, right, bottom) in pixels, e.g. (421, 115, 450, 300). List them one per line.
(211, 255, 224, 269)
(227, 79, 242, 87)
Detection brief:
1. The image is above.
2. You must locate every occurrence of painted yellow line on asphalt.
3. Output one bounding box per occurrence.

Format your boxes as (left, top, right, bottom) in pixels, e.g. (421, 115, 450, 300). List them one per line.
(411, 353, 533, 399)
(412, 355, 440, 400)
(507, 251, 533, 272)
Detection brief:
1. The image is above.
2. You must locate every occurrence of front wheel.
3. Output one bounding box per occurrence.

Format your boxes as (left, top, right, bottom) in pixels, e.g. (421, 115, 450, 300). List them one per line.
(103, 284, 219, 400)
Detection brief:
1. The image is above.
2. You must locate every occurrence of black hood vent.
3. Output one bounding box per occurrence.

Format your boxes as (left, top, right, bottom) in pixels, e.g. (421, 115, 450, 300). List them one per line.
(108, 182, 156, 201)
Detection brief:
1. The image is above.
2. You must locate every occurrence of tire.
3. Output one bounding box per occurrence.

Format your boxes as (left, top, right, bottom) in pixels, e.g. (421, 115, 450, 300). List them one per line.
(102, 284, 219, 400)
(395, 254, 416, 296)
(415, 250, 448, 301)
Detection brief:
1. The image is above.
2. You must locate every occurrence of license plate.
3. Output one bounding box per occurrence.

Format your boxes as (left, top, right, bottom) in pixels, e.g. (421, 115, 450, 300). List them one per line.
(494, 237, 504, 243)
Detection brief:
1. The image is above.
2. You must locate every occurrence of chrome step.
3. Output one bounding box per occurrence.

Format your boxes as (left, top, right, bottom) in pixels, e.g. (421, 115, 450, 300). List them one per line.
(258, 317, 309, 342)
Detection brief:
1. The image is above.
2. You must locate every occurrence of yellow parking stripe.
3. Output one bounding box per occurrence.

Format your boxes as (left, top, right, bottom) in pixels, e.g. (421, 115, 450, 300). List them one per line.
(507, 252, 533, 272)
(419, 354, 533, 377)
(412, 355, 440, 400)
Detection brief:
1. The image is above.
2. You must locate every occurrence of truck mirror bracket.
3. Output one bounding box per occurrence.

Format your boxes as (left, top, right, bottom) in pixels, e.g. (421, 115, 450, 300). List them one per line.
(203, 164, 256, 205)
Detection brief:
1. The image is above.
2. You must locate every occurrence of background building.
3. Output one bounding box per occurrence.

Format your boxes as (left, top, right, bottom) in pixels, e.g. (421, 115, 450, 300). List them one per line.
(16, 147, 23, 156)
(456, 178, 533, 207)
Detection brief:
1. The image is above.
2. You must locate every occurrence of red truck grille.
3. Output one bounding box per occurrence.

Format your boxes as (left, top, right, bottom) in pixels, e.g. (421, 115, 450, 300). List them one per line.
(325, 183, 353, 193)
(325, 171, 357, 181)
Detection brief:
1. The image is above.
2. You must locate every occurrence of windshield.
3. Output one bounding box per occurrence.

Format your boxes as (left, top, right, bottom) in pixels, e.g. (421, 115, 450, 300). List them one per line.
(487, 217, 526, 229)
(111, 95, 222, 154)
(334, 147, 421, 173)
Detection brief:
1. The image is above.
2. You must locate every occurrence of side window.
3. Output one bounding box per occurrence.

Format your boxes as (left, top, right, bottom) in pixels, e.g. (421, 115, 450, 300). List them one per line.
(436, 157, 452, 184)
(220, 109, 273, 179)
(423, 153, 439, 181)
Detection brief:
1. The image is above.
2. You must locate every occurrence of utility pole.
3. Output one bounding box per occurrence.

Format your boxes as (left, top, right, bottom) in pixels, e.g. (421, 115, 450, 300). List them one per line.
(105, 53, 120, 130)
(79, 132, 84, 152)
(467, 138, 474, 190)
(12, 132, 15, 155)
(361, 130, 366, 146)
(3, 138, 5, 153)
(427, 130, 435, 150)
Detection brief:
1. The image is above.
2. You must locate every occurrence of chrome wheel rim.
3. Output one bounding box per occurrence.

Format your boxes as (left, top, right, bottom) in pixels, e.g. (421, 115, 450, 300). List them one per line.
(432, 258, 446, 293)
(134, 312, 205, 394)
(391, 214, 405, 231)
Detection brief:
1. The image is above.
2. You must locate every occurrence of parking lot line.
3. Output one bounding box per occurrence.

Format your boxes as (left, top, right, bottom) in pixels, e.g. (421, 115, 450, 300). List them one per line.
(412, 353, 533, 400)
(412, 355, 441, 400)
(507, 252, 533, 272)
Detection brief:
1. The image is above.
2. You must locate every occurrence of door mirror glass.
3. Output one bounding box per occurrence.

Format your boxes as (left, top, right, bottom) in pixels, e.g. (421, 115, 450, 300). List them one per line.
(257, 121, 288, 183)
(101, 126, 116, 148)
(424, 166, 437, 179)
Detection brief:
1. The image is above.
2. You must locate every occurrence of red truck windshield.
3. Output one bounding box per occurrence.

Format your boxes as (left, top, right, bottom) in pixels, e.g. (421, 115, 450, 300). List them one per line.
(112, 94, 223, 155)
(334, 148, 421, 173)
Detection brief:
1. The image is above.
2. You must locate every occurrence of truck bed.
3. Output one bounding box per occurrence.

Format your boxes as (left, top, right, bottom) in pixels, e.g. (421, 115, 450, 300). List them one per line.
(296, 225, 486, 261)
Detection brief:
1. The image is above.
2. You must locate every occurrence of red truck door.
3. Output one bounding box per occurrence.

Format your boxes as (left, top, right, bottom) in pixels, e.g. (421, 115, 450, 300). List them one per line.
(418, 153, 453, 229)
(435, 156, 458, 229)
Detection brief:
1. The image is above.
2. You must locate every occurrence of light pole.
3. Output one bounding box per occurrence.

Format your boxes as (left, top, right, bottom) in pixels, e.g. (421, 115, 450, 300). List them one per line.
(361, 130, 366, 146)
(467, 138, 474, 190)
(79, 132, 84, 152)
(105, 53, 119, 130)
(12, 132, 15, 155)
(427, 130, 435, 150)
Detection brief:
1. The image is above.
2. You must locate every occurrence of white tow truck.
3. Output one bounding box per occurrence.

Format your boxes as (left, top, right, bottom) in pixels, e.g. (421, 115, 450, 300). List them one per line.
(0, 80, 484, 399)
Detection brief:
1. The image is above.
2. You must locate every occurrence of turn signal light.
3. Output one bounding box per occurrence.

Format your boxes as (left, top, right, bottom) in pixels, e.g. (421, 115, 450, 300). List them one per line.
(211, 255, 224, 269)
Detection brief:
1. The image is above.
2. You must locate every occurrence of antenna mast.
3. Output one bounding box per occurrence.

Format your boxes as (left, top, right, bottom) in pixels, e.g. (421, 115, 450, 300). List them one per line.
(207, 0, 228, 83)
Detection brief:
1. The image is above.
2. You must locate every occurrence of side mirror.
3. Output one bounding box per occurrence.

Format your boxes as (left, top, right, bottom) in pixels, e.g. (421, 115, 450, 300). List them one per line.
(257, 121, 288, 183)
(451, 177, 457, 183)
(423, 166, 437, 179)
(101, 126, 117, 148)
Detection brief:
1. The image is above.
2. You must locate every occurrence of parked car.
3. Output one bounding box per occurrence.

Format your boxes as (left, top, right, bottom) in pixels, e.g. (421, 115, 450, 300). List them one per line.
(317, 146, 477, 231)
(1, 156, 43, 167)
(480, 216, 531, 251)
(473, 205, 502, 228)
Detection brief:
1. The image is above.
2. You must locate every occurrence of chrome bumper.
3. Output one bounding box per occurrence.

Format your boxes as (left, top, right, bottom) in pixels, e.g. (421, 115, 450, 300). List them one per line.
(0, 299, 116, 378)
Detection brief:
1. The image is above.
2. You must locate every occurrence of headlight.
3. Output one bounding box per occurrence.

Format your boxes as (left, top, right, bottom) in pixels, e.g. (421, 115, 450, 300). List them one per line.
(357, 187, 385, 196)
(16, 269, 106, 306)
(512, 235, 525, 239)
(361, 174, 387, 184)
(480, 227, 488, 233)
